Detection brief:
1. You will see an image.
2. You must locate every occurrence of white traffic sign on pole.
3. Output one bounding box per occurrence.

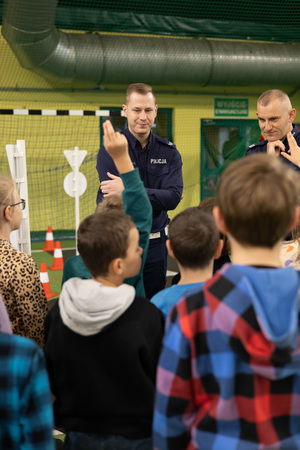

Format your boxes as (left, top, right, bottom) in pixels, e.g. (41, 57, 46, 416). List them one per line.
(63, 172, 87, 197)
(64, 149, 87, 169)
(64, 147, 87, 255)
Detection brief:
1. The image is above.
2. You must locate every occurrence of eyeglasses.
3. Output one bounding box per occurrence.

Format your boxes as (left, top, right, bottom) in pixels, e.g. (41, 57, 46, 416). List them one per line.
(9, 199, 26, 211)
(2, 199, 26, 218)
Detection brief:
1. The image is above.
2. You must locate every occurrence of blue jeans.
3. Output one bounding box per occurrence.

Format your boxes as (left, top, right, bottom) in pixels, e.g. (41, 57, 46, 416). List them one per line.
(64, 432, 152, 450)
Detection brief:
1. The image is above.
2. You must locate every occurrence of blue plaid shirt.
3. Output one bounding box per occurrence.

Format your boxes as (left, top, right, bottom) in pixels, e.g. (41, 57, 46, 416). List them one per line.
(0, 332, 55, 449)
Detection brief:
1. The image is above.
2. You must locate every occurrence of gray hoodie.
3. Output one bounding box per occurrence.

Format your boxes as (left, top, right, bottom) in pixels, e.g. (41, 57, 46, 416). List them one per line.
(59, 278, 135, 336)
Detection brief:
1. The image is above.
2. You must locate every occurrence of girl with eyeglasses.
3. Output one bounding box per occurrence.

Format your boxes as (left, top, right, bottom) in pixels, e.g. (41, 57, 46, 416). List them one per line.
(0, 175, 48, 348)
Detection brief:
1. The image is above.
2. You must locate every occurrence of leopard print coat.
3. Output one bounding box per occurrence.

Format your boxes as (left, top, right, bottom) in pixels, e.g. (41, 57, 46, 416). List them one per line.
(0, 239, 48, 348)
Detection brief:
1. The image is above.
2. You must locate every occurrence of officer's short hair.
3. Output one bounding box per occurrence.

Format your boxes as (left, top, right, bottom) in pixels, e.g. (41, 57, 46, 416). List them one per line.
(257, 89, 290, 107)
(78, 210, 135, 277)
(169, 207, 219, 269)
(126, 83, 156, 104)
(216, 154, 300, 248)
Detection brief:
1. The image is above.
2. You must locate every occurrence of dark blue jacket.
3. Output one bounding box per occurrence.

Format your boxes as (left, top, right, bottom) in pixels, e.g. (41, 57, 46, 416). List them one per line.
(245, 124, 300, 171)
(96, 128, 183, 233)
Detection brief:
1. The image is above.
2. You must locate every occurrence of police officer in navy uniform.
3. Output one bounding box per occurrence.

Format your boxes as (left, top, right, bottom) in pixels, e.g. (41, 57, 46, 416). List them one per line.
(96, 83, 183, 299)
(246, 89, 300, 170)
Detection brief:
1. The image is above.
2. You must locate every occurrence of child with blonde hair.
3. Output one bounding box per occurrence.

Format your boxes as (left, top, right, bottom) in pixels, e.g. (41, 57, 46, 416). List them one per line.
(0, 175, 48, 347)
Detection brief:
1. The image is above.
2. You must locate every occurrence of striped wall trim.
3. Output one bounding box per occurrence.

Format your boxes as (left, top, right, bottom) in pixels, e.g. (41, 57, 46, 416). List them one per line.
(0, 109, 125, 117)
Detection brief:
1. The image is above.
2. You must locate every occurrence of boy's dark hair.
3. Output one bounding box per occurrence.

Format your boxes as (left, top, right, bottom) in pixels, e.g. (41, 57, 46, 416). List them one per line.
(198, 197, 230, 257)
(95, 195, 124, 214)
(198, 197, 217, 214)
(169, 207, 219, 269)
(217, 154, 300, 248)
(126, 83, 155, 104)
(77, 211, 135, 277)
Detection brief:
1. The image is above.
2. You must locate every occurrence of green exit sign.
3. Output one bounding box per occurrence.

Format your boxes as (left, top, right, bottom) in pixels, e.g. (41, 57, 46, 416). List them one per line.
(215, 98, 248, 117)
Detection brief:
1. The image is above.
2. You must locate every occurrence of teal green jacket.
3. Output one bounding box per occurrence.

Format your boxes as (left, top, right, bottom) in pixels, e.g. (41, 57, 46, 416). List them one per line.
(61, 169, 152, 297)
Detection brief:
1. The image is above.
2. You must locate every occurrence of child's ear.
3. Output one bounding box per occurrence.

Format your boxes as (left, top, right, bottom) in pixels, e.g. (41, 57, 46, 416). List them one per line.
(166, 239, 175, 259)
(289, 206, 300, 231)
(110, 258, 123, 276)
(3, 205, 13, 223)
(214, 239, 224, 260)
(213, 206, 228, 235)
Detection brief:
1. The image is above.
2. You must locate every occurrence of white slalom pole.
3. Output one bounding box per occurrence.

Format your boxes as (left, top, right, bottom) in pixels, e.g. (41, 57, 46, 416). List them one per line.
(6, 140, 31, 255)
(74, 147, 80, 246)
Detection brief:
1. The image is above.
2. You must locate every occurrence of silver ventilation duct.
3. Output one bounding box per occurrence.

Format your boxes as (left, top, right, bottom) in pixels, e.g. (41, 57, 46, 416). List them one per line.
(2, 0, 300, 87)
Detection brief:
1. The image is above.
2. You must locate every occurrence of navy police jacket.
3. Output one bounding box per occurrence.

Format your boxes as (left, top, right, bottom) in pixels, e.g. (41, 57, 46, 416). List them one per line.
(96, 128, 183, 233)
(245, 124, 300, 171)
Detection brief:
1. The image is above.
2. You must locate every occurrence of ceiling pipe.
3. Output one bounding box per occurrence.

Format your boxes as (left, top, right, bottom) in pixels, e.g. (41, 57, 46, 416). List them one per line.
(2, 0, 300, 87)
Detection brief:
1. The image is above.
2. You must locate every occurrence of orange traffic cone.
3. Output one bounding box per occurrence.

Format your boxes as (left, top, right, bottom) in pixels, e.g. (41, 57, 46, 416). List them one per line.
(49, 241, 64, 271)
(40, 262, 58, 299)
(42, 226, 55, 252)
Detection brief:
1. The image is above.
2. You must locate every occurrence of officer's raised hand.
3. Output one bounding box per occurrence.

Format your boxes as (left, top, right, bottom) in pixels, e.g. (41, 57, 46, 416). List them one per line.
(281, 132, 300, 168)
